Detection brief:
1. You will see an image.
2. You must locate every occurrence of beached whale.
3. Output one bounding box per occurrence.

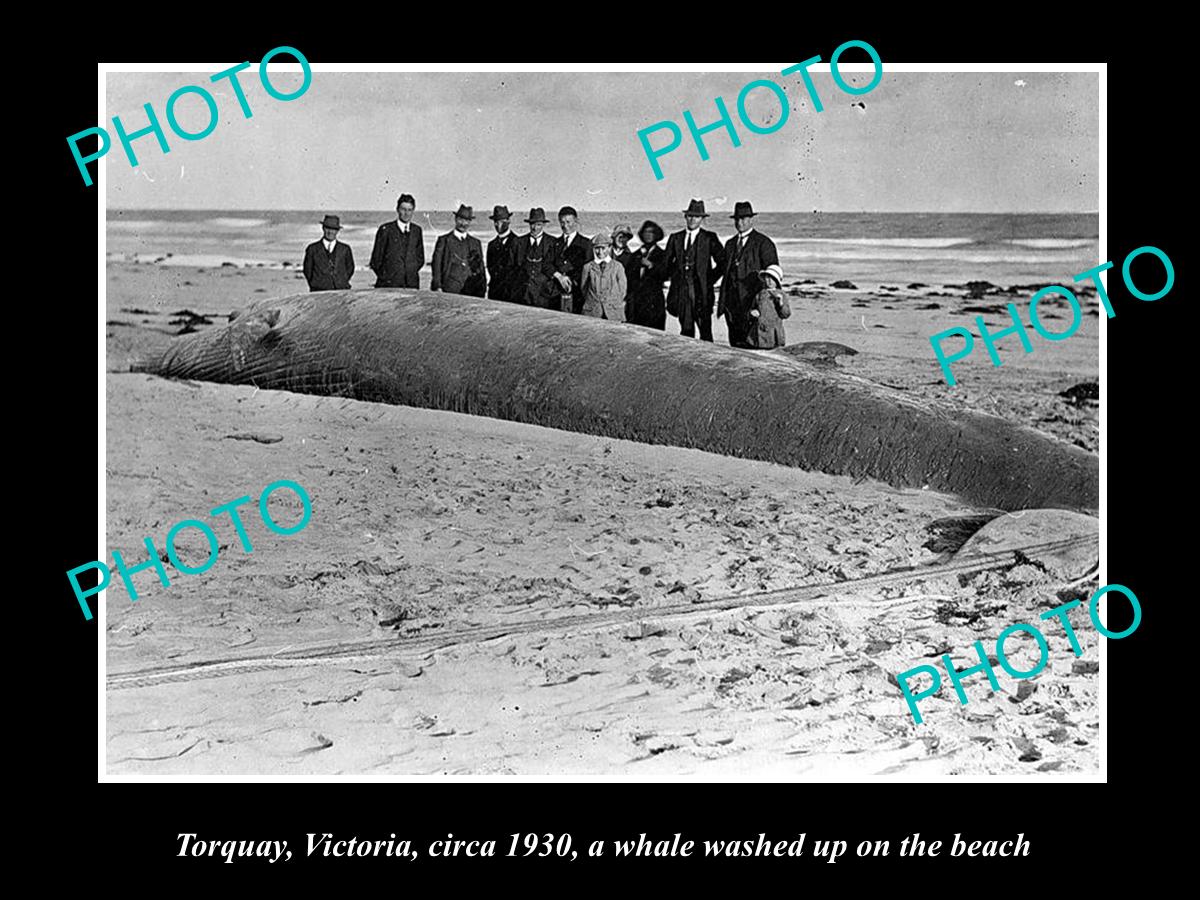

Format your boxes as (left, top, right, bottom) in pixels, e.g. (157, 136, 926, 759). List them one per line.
(135, 289, 1098, 512)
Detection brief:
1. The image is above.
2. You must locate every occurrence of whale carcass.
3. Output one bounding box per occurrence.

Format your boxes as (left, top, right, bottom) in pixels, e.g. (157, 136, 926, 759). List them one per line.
(135, 289, 1098, 512)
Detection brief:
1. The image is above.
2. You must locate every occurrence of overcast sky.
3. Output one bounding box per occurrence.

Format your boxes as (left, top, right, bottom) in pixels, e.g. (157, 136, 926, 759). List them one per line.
(104, 70, 1098, 213)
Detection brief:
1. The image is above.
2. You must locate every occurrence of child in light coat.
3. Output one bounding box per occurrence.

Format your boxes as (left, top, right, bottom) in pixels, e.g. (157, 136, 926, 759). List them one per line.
(580, 227, 628, 321)
(744, 264, 791, 349)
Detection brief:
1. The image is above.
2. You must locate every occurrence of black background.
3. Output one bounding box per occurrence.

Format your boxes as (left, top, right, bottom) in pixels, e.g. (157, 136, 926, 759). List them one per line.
(41, 16, 1182, 883)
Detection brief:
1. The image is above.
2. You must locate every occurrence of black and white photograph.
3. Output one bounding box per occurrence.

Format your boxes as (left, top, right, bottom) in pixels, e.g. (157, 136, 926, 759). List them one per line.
(96, 62, 1103, 779)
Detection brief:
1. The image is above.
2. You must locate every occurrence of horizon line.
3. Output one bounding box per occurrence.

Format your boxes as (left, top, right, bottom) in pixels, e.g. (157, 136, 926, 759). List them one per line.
(108, 207, 1101, 216)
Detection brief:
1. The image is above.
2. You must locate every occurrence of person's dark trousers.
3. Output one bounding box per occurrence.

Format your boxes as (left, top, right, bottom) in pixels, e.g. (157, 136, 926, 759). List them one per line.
(679, 301, 713, 341)
(723, 309, 746, 347)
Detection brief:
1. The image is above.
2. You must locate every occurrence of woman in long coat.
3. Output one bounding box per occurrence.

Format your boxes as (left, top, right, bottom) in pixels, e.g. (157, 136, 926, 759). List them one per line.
(624, 220, 668, 330)
(611, 222, 635, 277)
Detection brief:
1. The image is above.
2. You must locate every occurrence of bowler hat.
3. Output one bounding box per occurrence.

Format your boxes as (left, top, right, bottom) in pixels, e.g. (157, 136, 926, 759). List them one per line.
(731, 201, 757, 218)
(321, 214, 342, 230)
(489, 205, 512, 221)
(682, 199, 708, 217)
(525, 207, 549, 224)
(454, 204, 475, 220)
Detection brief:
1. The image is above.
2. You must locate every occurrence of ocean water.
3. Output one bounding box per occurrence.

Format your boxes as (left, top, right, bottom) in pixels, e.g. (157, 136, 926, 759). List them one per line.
(107, 210, 1099, 290)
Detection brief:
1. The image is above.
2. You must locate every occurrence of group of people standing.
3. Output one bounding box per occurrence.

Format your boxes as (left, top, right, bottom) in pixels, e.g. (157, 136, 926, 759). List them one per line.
(303, 195, 791, 349)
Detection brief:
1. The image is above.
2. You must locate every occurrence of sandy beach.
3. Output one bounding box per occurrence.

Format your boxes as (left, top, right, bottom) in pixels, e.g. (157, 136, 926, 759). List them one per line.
(103, 258, 1100, 776)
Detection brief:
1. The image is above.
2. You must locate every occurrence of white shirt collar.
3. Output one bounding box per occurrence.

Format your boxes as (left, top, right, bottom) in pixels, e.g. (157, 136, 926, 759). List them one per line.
(452, 230, 468, 240)
(322, 238, 336, 252)
(685, 226, 700, 235)
(562, 232, 574, 247)
(396, 217, 409, 233)
(738, 227, 755, 240)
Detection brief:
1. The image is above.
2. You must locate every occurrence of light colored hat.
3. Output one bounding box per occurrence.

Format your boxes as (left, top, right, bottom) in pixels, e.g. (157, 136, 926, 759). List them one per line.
(760, 264, 783, 285)
(591, 226, 612, 247)
(612, 222, 634, 238)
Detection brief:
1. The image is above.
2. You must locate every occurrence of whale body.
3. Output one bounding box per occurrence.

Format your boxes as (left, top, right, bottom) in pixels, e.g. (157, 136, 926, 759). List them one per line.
(136, 289, 1098, 512)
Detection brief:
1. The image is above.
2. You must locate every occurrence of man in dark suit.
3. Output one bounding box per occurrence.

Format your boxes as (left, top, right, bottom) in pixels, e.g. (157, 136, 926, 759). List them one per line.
(720, 201, 780, 347)
(369, 193, 424, 288)
(661, 199, 727, 340)
(430, 204, 486, 297)
(510, 208, 559, 308)
(302, 214, 355, 291)
(552, 205, 593, 313)
(486, 205, 517, 302)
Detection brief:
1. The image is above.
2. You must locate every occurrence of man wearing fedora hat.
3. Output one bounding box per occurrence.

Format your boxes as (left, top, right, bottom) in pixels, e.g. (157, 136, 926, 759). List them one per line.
(370, 194, 425, 289)
(303, 214, 356, 292)
(431, 204, 486, 297)
(720, 201, 779, 347)
(661, 199, 727, 341)
(510, 208, 560, 308)
(486, 205, 517, 302)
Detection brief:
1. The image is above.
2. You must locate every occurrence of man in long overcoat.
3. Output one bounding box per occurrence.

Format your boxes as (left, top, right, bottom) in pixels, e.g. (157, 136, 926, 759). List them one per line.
(486, 205, 517, 301)
(302, 214, 355, 291)
(661, 199, 727, 340)
(430, 204, 486, 297)
(369, 193, 425, 288)
(509, 208, 559, 308)
(720, 201, 780, 347)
